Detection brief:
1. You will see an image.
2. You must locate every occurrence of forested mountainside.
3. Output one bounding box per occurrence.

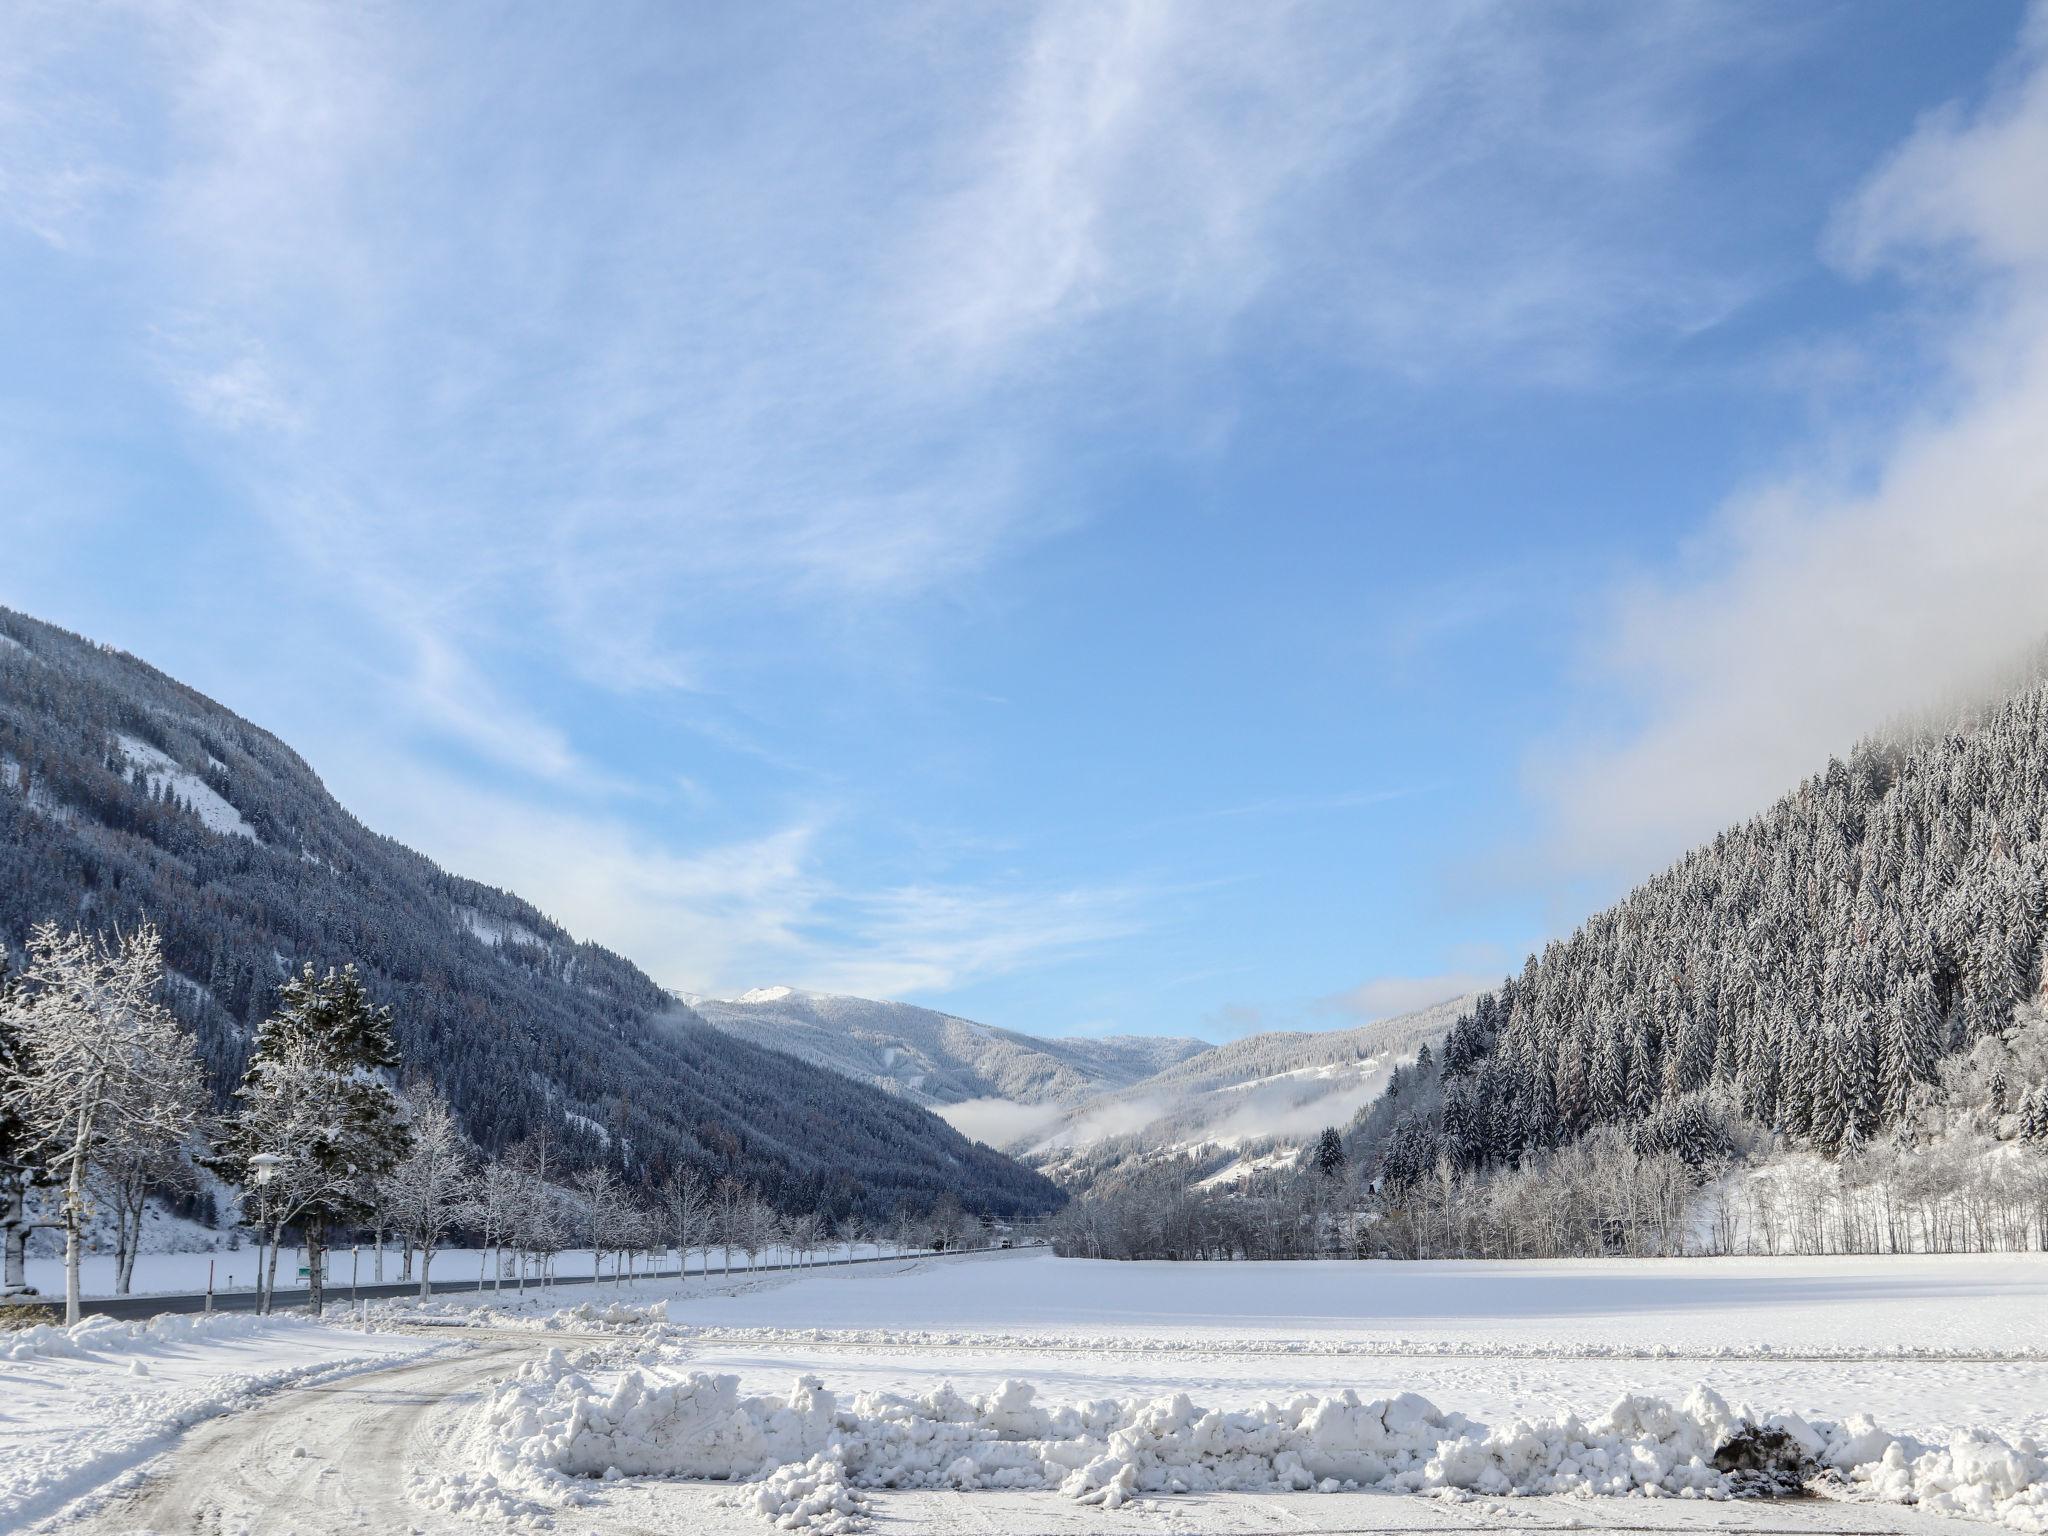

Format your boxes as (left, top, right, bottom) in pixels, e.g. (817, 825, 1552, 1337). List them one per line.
(0, 608, 1059, 1220)
(682, 986, 1206, 1109)
(1363, 672, 2048, 1194)
(1028, 996, 1467, 1191)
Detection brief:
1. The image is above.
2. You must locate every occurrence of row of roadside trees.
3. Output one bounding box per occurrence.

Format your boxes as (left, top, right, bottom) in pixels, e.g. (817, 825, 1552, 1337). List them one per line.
(1, 920, 996, 1322)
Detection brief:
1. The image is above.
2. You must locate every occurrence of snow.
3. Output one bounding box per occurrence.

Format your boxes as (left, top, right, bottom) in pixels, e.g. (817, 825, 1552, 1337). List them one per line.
(463, 1355, 2048, 1529)
(383, 1247, 2048, 1533)
(455, 906, 548, 949)
(1195, 1145, 1307, 1189)
(0, 1309, 435, 1530)
(661, 1248, 2048, 1357)
(115, 733, 256, 840)
(15, 1249, 2048, 1534)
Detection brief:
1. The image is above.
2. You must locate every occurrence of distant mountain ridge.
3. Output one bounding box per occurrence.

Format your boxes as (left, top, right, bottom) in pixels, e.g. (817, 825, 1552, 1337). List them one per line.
(1024, 994, 1472, 1190)
(0, 607, 1060, 1220)
(679, 986, 1206, 1109)
(686, 979, 1469, 1193)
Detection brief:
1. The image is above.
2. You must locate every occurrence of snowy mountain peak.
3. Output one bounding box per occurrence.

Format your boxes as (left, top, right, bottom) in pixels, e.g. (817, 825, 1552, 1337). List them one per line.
(735, 985, 798, 1004)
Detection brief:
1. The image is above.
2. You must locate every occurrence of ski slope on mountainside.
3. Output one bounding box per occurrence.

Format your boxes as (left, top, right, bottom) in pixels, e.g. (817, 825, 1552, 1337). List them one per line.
(679, 986, 1205, 1112)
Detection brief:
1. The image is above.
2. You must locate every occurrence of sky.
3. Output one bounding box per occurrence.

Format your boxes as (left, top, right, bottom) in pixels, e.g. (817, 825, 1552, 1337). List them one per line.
(6, 0, 2048, 1042)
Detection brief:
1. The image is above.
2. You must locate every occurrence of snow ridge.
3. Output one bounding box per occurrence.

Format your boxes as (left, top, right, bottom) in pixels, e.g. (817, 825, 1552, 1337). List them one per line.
(463, 1358, 2048, 1530)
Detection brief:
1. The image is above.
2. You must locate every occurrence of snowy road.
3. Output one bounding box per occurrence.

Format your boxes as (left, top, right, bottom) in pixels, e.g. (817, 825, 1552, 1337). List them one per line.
(56, 1330, 1981, 1536)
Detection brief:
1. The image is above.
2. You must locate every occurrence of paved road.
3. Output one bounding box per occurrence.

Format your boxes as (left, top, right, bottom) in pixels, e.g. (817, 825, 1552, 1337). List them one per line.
(13, 1245, 996, 1320)
(65, 1331, 1971, 1536)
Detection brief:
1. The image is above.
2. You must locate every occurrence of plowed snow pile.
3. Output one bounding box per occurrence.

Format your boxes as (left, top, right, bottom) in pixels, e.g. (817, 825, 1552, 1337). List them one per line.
(462, 1350, 2048, 1531)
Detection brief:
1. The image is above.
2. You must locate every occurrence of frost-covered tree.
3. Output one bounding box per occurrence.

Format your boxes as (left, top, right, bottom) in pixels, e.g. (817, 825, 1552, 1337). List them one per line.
(658, 1165, 709, 1278)
(383, 1089, 471, 1299)
(507, 1131, 571, 1287)
(571, 1163, 626, 1282)
(0, 953, 49, 1297)
(96, 1064, 208, 1296)
(210, 964, 409, 1313)
(472, 1160, 523, 1292)
(714, 1175, 748, 1275)
(0, 923, 206, 1321)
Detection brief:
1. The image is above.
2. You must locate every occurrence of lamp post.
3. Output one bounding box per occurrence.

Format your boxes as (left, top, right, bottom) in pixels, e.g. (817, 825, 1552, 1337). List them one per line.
(249, 1152, 284, 1315)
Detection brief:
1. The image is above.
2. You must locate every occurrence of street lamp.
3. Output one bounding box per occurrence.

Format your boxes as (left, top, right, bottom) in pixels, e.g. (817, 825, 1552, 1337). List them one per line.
(249, 1152, 284, 1315)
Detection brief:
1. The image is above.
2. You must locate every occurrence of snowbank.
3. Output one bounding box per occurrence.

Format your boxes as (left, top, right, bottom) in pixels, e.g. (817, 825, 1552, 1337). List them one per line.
(0, 1307, 312, 1363)
(461, 1356, 2048, 1532)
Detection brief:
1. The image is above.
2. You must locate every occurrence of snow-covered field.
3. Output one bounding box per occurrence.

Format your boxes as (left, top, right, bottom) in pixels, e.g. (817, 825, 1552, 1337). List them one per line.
(38, 1249, 2048, 1535)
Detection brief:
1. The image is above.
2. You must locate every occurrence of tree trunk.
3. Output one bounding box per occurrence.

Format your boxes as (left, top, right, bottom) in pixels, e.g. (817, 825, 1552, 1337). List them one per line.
(418, 1242, 434, 1299)
(64, 1106, 92, 1325)
(114, 1173, 142, 1296)
(1, 1176, 34, 1296)
(265, 1222, 284, 1313)
(306, 1218, 326, 1317)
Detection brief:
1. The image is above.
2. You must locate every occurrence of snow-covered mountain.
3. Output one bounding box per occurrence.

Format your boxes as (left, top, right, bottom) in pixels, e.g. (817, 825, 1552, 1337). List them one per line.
(686, 981, 1468, 1191)
(679, 986, 1206, 1123)
(1022, 995, 1473, 1190)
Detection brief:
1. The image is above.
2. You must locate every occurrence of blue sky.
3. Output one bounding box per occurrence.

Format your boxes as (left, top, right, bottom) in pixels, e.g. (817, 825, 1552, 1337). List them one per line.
(7, 1, 2048, 1040)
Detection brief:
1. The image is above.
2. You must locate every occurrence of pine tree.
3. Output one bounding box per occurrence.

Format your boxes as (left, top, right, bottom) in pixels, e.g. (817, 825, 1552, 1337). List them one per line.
(1589, 1026, 1626, 1121)
(1808, 1032, 1848, 1155)
(2024, 1085, 2048, 1143)
(1846, 1017, 1882, 1144)
(1314, 1127, 1345, 1179)
(210, 964, 410, 1313)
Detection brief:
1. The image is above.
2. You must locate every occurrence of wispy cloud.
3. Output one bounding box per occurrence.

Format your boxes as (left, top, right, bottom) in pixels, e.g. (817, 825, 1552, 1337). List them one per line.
(359, 758, 1148, 1001)
(2, 1, 1814, 729)
(0, 0, 1860, 1007)
(1317, 973, 1498, 1021)
(1536, 13, 2048, 878)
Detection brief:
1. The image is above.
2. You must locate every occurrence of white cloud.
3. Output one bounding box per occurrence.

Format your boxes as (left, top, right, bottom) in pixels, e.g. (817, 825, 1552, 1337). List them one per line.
(910, 2, 1789, 384)
(344, 755, 1146, 1001)
(1319, 973, 1499, 1021)
(1538, 14, 2048, 876)
(1, 0, 1899, 1013)
(2, 0, 1815, 729)
(936, 1096, 1068, 1149)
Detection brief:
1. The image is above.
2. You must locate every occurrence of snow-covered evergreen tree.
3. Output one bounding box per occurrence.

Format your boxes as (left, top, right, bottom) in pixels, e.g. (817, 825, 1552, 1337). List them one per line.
(210, 963, 410, 1313)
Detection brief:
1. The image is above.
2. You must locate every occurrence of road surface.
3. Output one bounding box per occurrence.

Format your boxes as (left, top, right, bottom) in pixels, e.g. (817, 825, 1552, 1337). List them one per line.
(63, 1331, 1982, 1536)
(14, 1244, 984, 1319)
